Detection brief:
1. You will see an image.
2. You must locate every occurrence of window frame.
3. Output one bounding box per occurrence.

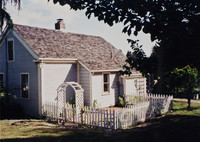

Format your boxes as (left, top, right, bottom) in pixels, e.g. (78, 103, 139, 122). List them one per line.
(102, 73, 110, 95)
(20, 73, 29, 99)
(7, 38, 15, 62)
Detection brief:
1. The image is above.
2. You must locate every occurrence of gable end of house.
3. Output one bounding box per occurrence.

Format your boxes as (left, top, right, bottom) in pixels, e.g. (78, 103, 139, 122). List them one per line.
(12, 30, 39, 60)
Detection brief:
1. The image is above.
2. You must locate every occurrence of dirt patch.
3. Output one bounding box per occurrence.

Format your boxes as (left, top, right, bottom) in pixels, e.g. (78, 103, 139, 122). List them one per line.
(10, 120, 56, 127)
(59, 122, 77, 129)
(103, 106, 123, 111)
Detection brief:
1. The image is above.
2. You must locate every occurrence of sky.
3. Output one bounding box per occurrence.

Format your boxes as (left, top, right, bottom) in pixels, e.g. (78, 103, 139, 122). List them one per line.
(6, 0, 155, 56)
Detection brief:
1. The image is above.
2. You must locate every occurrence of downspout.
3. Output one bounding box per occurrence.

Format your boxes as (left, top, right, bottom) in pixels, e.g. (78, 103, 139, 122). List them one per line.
(5, 37, 9, 103)
(90, 72, 93, 106)
(77, 62, 80, 83)
(37, 61, 43, 116)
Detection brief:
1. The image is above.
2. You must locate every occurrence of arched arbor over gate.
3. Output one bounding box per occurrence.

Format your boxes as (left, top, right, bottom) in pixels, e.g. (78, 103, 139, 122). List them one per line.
(57, 82, 84, 116)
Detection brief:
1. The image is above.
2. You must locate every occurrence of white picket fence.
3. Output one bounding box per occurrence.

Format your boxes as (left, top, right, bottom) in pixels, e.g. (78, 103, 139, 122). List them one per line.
(117, 94, 173, 128)
(42, 94, 173, 129)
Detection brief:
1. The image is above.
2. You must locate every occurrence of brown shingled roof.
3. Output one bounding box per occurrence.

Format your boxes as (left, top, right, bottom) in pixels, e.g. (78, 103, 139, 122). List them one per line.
(14, 24, 126, 71)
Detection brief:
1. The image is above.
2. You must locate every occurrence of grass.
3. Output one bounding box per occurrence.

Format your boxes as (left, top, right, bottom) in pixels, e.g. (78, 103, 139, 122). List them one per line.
(0, 99, 200, 142)
(0, 120, 72, 139)
(172, 100, 200, 116)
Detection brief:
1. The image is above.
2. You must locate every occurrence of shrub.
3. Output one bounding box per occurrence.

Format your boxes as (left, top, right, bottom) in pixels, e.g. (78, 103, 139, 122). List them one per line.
(118, 96, 125, 107)
(0, 102, 24, 119)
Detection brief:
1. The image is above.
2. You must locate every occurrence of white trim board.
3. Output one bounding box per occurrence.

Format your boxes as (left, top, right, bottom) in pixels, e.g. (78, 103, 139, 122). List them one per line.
(78, 60, 91, 72)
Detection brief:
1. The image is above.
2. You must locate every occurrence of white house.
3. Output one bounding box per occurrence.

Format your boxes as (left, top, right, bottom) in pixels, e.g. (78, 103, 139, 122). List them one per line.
(0, 23, 146, 116)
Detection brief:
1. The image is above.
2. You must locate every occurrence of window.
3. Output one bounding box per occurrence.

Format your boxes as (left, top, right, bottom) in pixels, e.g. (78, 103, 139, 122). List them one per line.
(103, 73, 110, 93)
(7, 39, 14, 61)
(21, 74, 29, 99)
(0, 74, 3, 92)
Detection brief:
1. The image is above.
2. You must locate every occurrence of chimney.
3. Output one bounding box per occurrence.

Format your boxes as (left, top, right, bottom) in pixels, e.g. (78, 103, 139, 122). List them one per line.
(55, 19, 66, 30)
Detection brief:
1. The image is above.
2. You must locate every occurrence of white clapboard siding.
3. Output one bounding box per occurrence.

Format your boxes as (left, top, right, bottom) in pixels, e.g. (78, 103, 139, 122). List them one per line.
(91, 72, 120, 108)
(42, 63, 77, 104)
(79, 64, 91, 106)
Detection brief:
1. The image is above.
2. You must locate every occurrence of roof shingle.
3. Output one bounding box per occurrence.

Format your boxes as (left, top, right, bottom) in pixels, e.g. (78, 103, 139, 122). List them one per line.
(14, 24, 126, 71)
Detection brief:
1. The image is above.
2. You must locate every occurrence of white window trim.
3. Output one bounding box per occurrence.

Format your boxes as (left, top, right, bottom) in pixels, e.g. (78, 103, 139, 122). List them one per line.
(0, 72, 4, 89)
(7, 38, 15, 62)
(102, 72, 110, 95)
(20, 73, 30, 99)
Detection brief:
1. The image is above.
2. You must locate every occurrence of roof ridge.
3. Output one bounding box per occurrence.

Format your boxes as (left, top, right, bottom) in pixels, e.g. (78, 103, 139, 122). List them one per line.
(14, 24, 104, 39)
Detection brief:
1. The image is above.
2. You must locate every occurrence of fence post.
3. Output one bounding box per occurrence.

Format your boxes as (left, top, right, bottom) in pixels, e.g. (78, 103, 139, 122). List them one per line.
(86, 106, 88, 125)
(92, 108, 94, 126)
(113, 110, 116, 130)
(107, 109, 109, 128)
(98, 109, 100, 127)
(110, 109, 112, 129)
(104, 109, 106, 128)
(72, 105, 74, 120)
(101, 109, 103, 128)
(64, 107, 66, 122)
(170, 96, 173, 110)
(95, 109, 97, 127)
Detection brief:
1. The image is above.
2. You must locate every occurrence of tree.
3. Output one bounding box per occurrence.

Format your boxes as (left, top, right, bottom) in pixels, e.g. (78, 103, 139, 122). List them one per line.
(51, 0, 200, 42)
(0, 0, 21, 33)
(51, 0, 200, 95)
(169, 65, 199, 109)
(51, 0, 200, 68)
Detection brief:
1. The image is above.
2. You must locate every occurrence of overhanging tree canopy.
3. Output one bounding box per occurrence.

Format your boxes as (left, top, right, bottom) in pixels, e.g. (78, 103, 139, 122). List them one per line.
(51, 0, 200, 69)
(51, 0, 200, 42)
(0, 0, 21, 33)
(51, 0, 200, 94)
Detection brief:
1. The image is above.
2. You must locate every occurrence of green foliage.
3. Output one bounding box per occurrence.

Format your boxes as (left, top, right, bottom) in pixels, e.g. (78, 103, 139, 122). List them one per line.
(168, 65, 199, 109)
(0, 0, 21, 32)
(120, 39, 151, 77)
(66, 102, 72, 108)
(118, 96, 125, 107)
(52, 0, 200, 43)
(92, 99, 101, 108)
(70, 96, 75, 104)
(169, 65, 199, 95)
(93, 99, 97, 108)
(0, 102, 24, 119)
(0, 85, 24, 119)
(0, 86, 18, 103)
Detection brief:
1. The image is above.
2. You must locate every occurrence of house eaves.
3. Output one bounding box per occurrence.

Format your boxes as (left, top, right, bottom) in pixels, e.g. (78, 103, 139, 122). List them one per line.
(91, 69, 121, 73)
(34, 58, 78, 64)
(121, 73, 143, 79)
(78, 60, 91, 72)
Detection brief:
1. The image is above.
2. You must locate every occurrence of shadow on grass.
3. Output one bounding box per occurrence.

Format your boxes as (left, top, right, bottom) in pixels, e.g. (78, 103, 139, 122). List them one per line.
(1, 115, 200, 142)
(0, 129, 108, 142)
(128, 114, 200, 142)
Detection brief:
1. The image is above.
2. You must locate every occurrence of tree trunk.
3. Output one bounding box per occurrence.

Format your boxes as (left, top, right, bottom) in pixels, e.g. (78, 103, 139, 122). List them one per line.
(187, 97, 191, 110)
(187, 91, 192, 110)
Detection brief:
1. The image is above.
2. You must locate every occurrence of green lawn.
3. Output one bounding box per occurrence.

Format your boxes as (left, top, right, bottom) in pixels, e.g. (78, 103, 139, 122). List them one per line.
(1, 99, 200, 142)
